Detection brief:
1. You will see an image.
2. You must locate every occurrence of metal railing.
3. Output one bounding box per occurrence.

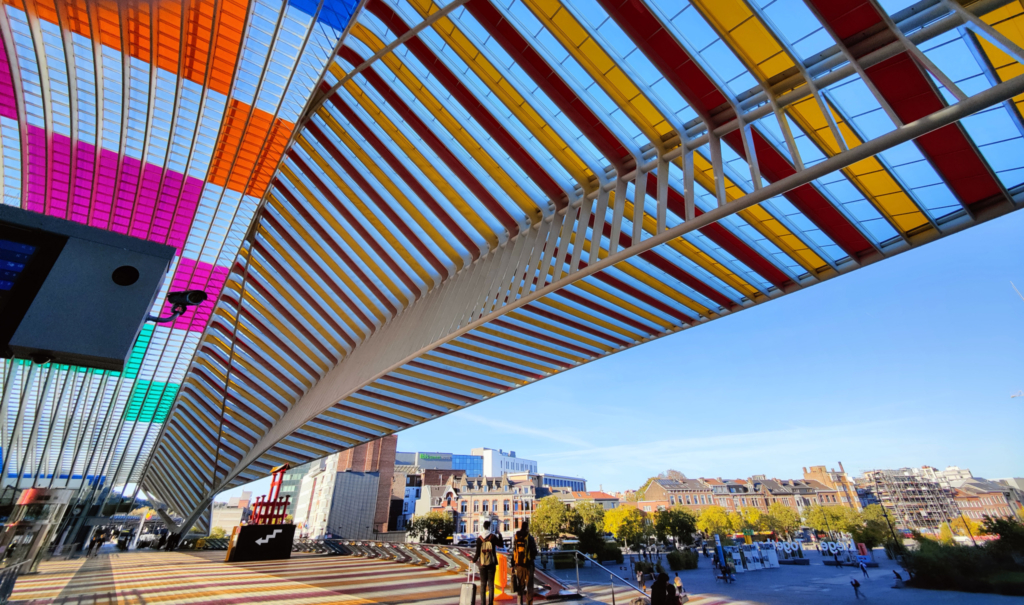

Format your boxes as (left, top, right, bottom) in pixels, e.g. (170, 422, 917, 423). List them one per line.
(559, 550, 647, 601)
(0, 561, 31, 605)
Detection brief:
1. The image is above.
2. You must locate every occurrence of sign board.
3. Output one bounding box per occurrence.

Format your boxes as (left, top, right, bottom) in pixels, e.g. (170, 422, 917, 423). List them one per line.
(226, 524, 295, 563)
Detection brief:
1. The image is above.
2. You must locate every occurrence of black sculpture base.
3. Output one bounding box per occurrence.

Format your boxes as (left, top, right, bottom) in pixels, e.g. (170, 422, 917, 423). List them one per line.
(225, 524, 295, 562)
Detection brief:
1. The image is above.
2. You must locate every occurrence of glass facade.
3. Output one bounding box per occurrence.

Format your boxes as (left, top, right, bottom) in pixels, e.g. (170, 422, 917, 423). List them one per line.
(452, 454, 484, 477)
(542, 476, 586, 492)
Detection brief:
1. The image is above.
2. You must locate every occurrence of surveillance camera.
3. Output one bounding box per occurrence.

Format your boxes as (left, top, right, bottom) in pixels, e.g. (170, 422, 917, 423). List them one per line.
(167, 290, 208, 307)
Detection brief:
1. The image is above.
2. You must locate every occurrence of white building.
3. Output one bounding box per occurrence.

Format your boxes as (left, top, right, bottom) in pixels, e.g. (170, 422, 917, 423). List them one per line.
(472, 448, 537, 476)
(914, 466, 973, 487)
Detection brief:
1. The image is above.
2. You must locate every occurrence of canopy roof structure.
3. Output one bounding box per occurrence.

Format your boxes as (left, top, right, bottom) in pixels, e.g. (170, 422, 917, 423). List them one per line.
(2, 0, 1024, 529)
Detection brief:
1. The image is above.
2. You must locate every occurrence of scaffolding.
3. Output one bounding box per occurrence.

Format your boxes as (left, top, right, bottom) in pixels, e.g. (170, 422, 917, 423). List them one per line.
(865, 469, 960, 534)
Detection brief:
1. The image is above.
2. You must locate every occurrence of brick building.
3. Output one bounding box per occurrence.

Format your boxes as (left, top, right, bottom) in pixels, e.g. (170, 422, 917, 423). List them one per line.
(416, 473, 546, 538)
(556, 491, 620, 510)
(950, 478, 1017, 521)
(803, 463, 862, 511)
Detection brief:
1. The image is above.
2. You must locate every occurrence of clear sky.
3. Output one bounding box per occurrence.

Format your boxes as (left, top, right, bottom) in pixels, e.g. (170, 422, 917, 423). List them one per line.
(220, 209, 1024, 501)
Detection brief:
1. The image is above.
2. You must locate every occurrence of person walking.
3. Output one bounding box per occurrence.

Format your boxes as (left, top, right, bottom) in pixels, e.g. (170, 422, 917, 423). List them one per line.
(851, 577, 863, 599)
(673, 572, 684, 595)
(859, 560, 869, 579)
(636, 568, 645, 593)
(472, 520, 503, 605)
(512, 520, 538, 605)
(666, 584, 684, 605)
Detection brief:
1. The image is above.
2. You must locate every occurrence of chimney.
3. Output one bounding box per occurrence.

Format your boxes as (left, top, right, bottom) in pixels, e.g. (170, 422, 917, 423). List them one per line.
(803, 467, 807, 474)
(839, 461, 846, 473)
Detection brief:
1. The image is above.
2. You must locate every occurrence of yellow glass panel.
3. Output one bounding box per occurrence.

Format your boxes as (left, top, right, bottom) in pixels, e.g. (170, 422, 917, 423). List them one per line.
(689, 0, 794, 81)
(519, 0, 675, 149)
(405, 0, 593, 189)
(352, 25, 542, 224)
(980, 4, 1024, 120)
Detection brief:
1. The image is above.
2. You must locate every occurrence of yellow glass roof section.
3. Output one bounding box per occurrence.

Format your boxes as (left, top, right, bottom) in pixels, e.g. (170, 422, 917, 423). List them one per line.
(476, 326, 587, 363)
(521, 0, 676, 149)
(569, 229, 716, 319)
(786, 96, 930, 234)
(506, 310, 616, 353)
(351, 24, 543, 225)
(366, 381, 461, 410)
(247, 239, 361, 352)
(295, 134, 439, 290)
(538, 297, 644, 342)
(266, 194, 385, 333)
(344, 393, 433, 421)
(277, 163, 412, 308)
(404, 0, 594, 191)
(978, 3, 1024, 122)
(392, 367, 492, 397)
(312, 110, 465, 271)
(320, 409, 393, 435)
(687, 153, 828, 273)
(688, 0, 795, 84)
(328, 63, 501, 249)
(420, 352, 530, 386)
(190, 351, 285, 427)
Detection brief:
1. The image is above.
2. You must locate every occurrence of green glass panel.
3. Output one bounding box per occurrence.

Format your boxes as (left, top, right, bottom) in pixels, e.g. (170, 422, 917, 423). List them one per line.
(125, 380, 179, 423)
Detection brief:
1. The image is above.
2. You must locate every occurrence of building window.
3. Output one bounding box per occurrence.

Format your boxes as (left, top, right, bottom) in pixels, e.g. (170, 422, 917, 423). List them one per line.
(686, 496, 691, 505)
(474, 501, 479, 512)
(416, 489, 421, 498)
(461, 502, 467, 513)
(504, 522, 510, 532)
(670, 496, 675, 504)
(460, 522, 466, 533)
(473, 521, 478, 532)
(493, 499, 498, 512)
(504, 500, 510, 512)
(483, 501, 489, 512)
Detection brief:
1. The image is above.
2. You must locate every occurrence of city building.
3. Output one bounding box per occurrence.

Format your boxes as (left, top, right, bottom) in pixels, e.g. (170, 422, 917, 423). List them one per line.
(280, 462, 312, 520)
(803, 463, 862, 511)
(539, 473, 586, 492)
(416, 473, 545, 539)
(210, 491, 251, 533)
(643, 479, 717, 512)
(994, 478, 1024, 519)
(914, 465, 974, 487)
(950, 478, 1018, 521)
(556, 491, 620, 511)
(859, 469, 959, 532)
(472, 448, 537, 476)
(395, 451, 486, 476)
(293, 436, 397, 539)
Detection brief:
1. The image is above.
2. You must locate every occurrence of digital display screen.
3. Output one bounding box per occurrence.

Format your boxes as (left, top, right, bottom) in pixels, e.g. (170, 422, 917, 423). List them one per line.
(0, 238, 37, 292)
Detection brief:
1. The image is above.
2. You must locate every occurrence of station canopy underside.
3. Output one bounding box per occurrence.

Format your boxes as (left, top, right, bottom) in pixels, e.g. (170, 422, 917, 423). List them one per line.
(1, 0, 1023, 525)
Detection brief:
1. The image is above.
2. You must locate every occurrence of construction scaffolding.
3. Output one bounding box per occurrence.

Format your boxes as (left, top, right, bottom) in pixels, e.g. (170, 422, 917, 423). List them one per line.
(863, 469, 960, 534)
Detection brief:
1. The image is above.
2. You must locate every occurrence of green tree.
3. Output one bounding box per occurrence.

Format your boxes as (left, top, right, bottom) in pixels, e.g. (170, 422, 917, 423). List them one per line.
(532, 496, 568, 545)
(605, 506, 647, 549)
(574, 501, 606, 534)
(766, 503, 801, 538)
(654, 507, 697, 545)
(576, 524, 605, 557)
(850, 505, 892, 550)
(632, 477, 657, 501)
(951, 516, 981, 538)
(695, 505, 731, 537)
(209, 527, 228, 539)
(408, 511, 455, 544)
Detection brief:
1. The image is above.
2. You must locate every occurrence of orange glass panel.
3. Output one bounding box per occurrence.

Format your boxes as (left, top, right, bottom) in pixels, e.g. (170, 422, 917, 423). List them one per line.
(209, 98, 295, 198)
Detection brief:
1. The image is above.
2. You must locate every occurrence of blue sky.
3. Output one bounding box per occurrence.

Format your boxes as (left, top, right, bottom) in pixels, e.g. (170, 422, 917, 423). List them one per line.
(221, 209, 1024, 501)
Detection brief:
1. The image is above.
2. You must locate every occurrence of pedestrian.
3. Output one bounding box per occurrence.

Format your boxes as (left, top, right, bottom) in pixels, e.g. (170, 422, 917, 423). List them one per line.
(666, 584, 684, 605)
(859, 561, 869, 579)
(472, 520, 503, 605)
(851, 577, 863, 599)
(649, 572, 669, 605)
(636, 568, 645, 593)
(673, 572, 684, 595)
(512, 520, 538, 605)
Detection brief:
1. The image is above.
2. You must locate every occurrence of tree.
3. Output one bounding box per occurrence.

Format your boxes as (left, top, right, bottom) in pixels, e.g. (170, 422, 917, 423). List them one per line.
(938, 522, 956, 546)
(532, 496, 568, 545)
(632, 477, 657, 501)
(741, 507, 763, 531)
(658, 470, 687, 481)
(727, 511, 747, 534)
(803, 505, 859, 537)
(209, 527, 228, 539)
(574, 501, 606, 534)
(577, 524, 605, 557)
(408, 511, 455, 544)
(695, 505, 731, 537)
(766, 503, 801, 539)
(605, 506, 647, 549)
(655, 507, 697, 545)
(951, 516, 981, 538)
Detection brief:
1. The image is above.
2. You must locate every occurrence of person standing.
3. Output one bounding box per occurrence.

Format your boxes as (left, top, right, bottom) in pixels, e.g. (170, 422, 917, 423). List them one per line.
(673, 572, 684, 595)
(636, 568, 645, 593)
(473, 520, 503, 605)
(649, 572, 669, 605)
(512, 520, 538, 605)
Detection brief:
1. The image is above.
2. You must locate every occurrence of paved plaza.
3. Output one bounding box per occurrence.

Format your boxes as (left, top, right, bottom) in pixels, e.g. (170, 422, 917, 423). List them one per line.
(548, 550, 1022, 605)
(9, 546, 1021, 605)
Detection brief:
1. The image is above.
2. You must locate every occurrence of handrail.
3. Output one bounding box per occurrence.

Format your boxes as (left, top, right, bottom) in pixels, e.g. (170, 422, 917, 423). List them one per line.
(564, 550, 646, 597)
